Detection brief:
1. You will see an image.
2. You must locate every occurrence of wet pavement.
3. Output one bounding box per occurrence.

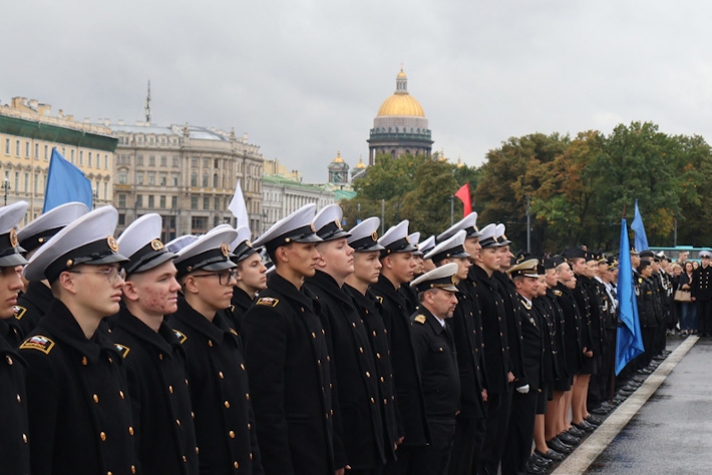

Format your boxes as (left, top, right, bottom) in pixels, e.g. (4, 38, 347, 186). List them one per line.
(581, 336, 712, 474)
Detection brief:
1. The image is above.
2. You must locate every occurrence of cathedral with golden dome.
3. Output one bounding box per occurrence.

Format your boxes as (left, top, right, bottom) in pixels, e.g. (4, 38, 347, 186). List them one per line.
(367, 67, 433, 165)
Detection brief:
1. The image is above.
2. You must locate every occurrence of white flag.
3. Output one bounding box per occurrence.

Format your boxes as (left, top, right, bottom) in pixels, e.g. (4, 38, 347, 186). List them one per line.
(228, 179, 250, 228)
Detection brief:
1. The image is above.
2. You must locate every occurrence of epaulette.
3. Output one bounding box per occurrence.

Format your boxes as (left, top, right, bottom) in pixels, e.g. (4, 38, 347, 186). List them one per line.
(19, 335, 55, 354)
(173, 329, 188, 344)
(114, 344, 131, 359)
(256, 297, 279, 307)
(553, 290, 563, 297)
(14, 305, 27, 320)
(414, 314, 426, 324)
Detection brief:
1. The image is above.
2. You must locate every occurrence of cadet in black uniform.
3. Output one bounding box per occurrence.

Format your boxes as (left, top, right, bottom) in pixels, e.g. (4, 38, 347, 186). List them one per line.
(242, 204, 343, 475)
(20, 206, 138, 475)
(636, 259, 658, 368)
(345, 217, 401, 469)
(427, 226, 487, 475)
(307, 205, 385, 475)
(409, 263, 461, 475)
(371, 220, 430, 475)
(110, 213, 199, 474)
(227, 225, 266, 334)
(398, 232, 422, 312)
(0, 201, 32, 475)
(15, 202, 88, 336)
(169, 226, 263, 475)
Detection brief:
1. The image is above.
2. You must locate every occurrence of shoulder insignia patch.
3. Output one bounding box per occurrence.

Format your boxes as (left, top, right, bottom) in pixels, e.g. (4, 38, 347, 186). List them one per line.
(173, 330, 188, 344)
(414, 314, 427, 324)
(553, 290, 563, 297)
(375, 296, 384, 304)
(20, 335, 55, 354)
(14, 305, 27, 320)
(256, 297, 279, 307)
(114, 344, 131, 358)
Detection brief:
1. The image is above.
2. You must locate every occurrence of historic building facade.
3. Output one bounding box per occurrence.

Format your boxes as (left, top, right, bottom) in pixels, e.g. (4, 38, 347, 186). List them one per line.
(262, 174, 334, 234)
(367, 68, 433, 165)
(111, 123, 263, 240)
(0, 97, 116, 224)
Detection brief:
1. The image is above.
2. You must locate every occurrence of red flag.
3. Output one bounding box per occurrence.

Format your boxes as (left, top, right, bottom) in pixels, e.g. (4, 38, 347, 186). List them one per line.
(454, 184, 472, 216)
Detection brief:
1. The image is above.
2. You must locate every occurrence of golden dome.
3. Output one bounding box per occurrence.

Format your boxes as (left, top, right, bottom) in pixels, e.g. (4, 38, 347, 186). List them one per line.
(376, 67, 426, 118)
(333, 150, 344, 163)
(354, 157, 366, 169)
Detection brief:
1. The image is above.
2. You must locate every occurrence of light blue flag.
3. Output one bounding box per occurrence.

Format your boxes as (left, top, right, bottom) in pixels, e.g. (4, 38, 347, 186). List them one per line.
(43, 148, 93, 212)
(615, 218, 645, 375)
(631, 200, 649, 252)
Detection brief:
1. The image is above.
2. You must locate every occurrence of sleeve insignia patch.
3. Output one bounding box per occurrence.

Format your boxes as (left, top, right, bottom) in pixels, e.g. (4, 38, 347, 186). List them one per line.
(173, 330, 188, 344)
(256, 297, 279, 307)
(414, 314, 427, 324)
(20, 335, 55, 354)
(14, 305, 27, 320)
(114, 344, 131, 358)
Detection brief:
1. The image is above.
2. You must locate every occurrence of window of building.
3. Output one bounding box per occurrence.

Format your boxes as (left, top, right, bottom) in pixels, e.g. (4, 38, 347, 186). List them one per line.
(87, 152, 92, 167)
(160, 173, 167, 186)
(203, 158, 209, 168)
(148, 195, 155, 208)
(118, 194, 126, 208)
(191, 158, 197, 168)
(160, 195, 166, 208)
(173, 156, 179, 167)
(24, 173, 29, 193)
(4, 139, 9, 155)
(104, 182, 108, 200)
(149, 156, 156, 166)
(191, 216, 207, 232)
(118, 170, 127, 185)
(171, 196, 177, 209)
(190, 172, 197, 187)
(118, 214, 126, 226)
(161, 156, 167, 167)
(191, 196, 198, 209)
(148, 173, 155, 185)
(34, 143, 39, 158)
(213, 173, 218, 188)
(214, 158, 219, 168)
(203, 196, 210, 209)
(44, 145, 48, 160)
(25, 142, 30, 158)
(136, 172, 144, 185)
(215, 197, 221, 209)
(79, 151, 84, 166)
(104, 155, 108, 169)
(33, 174, 38, 194)
(137, 155, 144, 166)
(70, 149, 75, 163)
(136, 195, 143, 207)
(202, 173, 208, 187)
(172, 175, 178, 187)
(16, 140, 20, 156)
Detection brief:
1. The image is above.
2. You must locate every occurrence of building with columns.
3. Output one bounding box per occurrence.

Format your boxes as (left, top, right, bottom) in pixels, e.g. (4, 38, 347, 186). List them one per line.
(367, 68, 433, 165)
(111, 122, 264, 240)
(0, 97, 116, 224)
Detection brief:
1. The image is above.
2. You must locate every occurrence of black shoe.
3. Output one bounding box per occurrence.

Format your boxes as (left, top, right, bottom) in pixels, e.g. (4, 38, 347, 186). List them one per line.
(558, 432, 581, 445)
(586, 415, 603, 426)
(536, 449, 565, 462)
(637, 368, 653, 375)
(548, 437, 573, 454)
(574, 421, 595, 433)
(529, 452, 553, 467)
(568, 426, 585, 437)
(523, 459, 548, 474)
(631, 375, 646, 383)
(591, 405, 611, 415)
(618, 388, 635, 397)
(622, 383, 639, 392)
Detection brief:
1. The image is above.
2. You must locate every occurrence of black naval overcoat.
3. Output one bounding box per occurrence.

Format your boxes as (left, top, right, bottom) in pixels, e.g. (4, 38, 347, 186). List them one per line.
(0, 333, 30, 475)
(1, 315, 24, 348)
(242, 272, 337, 475)
(493, 271, 526, 384)
(224, 286, 254, 335)
(553, 283, 585, 375)
(169, 298, 263, 475)
(15, 281, 54, 336)
(344, 284, 400, 462)
(307, 270, 386, 469)
(19, 300, 138, 475)
(109, 306, 199, 475)
(370, 274, 430, 447)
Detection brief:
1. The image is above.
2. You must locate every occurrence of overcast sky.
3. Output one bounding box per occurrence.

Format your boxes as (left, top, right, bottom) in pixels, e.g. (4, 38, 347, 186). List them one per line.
(3, 1, 712, 182)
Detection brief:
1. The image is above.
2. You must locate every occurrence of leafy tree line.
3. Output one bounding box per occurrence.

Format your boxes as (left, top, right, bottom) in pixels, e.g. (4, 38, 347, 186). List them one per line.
(341, 121, 712, 254)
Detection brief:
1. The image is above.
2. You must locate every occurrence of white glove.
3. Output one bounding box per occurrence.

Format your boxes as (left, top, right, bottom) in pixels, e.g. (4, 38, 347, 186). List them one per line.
(516, 384, 530, 394)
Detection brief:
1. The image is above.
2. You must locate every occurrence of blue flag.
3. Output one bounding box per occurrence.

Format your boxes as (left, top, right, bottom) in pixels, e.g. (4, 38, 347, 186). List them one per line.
(631, 200, 649, 252)
(615, 218, 645, 375)
(43, 148, 93, 212)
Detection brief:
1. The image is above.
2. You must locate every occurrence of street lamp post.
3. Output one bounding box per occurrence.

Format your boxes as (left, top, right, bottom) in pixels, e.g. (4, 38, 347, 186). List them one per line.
(2, 178, 10, 206)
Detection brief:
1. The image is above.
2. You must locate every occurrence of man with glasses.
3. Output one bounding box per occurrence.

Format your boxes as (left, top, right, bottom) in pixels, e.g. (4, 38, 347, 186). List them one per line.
(0, 202, 32, 474)
(20, 206, 138, 474)
(691, 250, 712, 337)
(169, 226, 263, 474)
(110, 214, 199, 474)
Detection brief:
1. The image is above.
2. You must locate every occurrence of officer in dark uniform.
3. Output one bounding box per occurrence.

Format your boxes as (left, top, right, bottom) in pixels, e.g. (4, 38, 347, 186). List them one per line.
(20, 206, 138, 475)
(0, 201, 32, 475)
(426, 228, 487, 475)
(224, 225, 266, 334)
(307, 205, 385, 475)
(469, 224, 511, 475)
(169, 226, 263, 474)
(345, 217, 401, 469)
(409, 263, 461, 475)
(242, 204, 342, 475)
(110, 213, 199, 474)
(371, 220, 430, 475)
(15, 202, 88, 336)
(399, 232, 422, 312)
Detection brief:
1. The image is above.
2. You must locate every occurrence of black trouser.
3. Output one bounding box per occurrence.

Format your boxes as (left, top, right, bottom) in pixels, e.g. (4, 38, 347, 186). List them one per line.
(384, 445, 424, 475)
(478, 387, 512, 475)
(351, 468, 385, 475)
(500, 389, 538, 475)
(447, 415, 486, 475)
(411, 419, 456, 475)
(697, 300, 712, 335)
